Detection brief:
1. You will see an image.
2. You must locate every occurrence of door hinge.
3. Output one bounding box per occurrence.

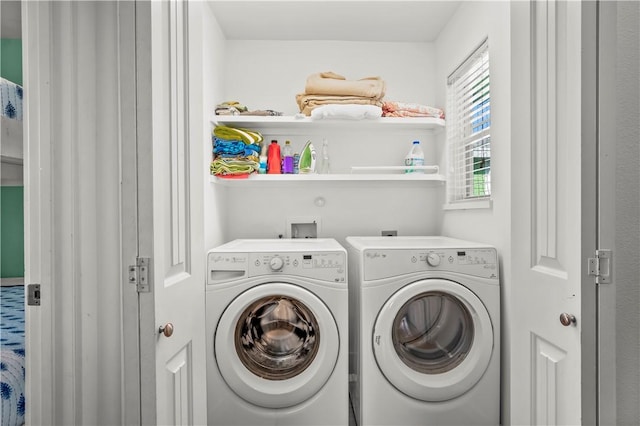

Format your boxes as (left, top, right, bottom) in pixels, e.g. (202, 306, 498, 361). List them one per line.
(129, 257, 151, 292)
(588, 249, 612, 284)
(27, 284, 41, 306)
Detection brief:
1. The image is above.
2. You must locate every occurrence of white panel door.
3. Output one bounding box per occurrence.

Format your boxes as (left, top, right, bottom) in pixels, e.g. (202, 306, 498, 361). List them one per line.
(510, 1, 597, 425)
(135, 0, 207, 424)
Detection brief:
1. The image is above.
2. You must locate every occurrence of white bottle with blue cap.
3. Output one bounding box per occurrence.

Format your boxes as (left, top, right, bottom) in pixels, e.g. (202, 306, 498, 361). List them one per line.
(404, 140, 425, 174)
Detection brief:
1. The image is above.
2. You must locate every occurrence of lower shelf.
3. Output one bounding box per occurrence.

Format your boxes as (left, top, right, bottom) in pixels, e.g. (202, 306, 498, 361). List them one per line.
(209, 173, 446, 186)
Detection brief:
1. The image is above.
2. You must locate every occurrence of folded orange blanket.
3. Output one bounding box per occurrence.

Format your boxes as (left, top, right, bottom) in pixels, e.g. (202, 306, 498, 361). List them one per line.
(296, 93, 384, 116)
(305, 72, 386, 99)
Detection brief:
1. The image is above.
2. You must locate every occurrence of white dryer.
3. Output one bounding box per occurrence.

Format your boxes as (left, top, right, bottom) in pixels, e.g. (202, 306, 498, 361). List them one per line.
(206, 239, 348, 426)
(346, 236, 500, 426)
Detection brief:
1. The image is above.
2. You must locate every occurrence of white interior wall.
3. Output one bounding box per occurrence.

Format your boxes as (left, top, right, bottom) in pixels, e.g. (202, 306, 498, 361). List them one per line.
(1, 116, 24, 162)
(222, 40, 438, 115)
(223, 183, 444, 244)
(202, 3, 230, 251)
(0, 1, 21, 38)
(615, 1, 640, 423)
(214, 40, 444, 245)
(1, 161, 23, 186)
(433, 1, 511, 423)
(434, 2, 511, 249)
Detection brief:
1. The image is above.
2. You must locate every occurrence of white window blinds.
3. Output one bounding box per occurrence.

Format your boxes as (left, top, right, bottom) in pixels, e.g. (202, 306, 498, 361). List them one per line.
(446, 40, 491, 203)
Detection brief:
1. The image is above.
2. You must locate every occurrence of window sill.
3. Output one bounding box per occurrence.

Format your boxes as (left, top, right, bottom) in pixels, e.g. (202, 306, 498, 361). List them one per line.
(442, 198, 492, 210)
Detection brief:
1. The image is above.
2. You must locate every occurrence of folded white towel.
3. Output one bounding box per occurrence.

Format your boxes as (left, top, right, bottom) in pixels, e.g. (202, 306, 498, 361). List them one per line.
(310, 104, 383, 120)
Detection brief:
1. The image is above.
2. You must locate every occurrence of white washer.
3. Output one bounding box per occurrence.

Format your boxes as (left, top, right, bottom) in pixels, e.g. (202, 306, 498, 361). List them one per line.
(346, 236, 500, 426)
(206, 239, 348, 426)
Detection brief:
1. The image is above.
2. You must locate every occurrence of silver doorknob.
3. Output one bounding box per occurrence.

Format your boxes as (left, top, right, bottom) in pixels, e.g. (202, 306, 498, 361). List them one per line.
(159, 323, 174, 337)
(559, 313, 576, 326)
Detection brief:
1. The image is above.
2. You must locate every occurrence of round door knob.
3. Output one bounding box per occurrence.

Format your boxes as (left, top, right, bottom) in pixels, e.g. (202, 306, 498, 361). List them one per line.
(559, 313, 576, 327)
(159, 323, 174, 337)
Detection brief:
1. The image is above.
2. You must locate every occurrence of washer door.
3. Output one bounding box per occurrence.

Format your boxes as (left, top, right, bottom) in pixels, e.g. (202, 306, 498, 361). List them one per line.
(373, 279, 493, 402)
(215, 283, 339, 408)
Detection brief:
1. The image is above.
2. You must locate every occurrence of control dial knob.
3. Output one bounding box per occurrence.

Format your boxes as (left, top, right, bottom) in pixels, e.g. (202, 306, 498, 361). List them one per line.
(426, 252, 441, 267)
(269, 256, 284, 271)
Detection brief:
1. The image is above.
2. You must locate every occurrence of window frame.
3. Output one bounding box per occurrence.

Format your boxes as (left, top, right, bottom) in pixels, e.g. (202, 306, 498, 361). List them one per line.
(445, 39, 492, 209)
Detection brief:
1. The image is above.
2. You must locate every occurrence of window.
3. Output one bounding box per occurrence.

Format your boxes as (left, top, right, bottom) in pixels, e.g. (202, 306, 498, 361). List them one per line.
(446, 40, 491, 204)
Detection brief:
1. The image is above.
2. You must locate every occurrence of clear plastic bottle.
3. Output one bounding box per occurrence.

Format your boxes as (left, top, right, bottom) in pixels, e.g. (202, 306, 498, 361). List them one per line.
(258, 143, 268, 174)
(282, 140, 294, 174)
(404, 140, 425, 174)
(293, 153, 300, 174)
(317, 139, 331, 174)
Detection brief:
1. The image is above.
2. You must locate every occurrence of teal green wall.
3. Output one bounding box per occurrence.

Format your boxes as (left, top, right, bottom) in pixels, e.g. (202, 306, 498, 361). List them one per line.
(1, 186, 24, 278)
(0, 39, 22, 85)
(1, 37, 24, 278)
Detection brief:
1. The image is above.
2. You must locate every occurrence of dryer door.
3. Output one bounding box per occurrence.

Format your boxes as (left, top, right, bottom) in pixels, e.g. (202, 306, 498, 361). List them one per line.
(373, 278, 493, 402)
(215, 282, 339, 408)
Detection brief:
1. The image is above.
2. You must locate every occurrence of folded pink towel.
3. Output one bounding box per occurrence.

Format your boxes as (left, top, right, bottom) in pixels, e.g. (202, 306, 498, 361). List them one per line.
(382, 101, 445, 119)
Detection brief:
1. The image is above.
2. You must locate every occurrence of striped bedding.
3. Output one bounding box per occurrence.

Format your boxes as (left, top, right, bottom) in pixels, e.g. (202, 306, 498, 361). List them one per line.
(1, 286, 26, 426)
(0, 78, 23, 121)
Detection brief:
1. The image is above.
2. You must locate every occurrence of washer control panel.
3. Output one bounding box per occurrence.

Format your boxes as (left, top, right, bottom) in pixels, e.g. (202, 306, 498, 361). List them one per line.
(252, 252, 346, 283)
(363, 248, 498, 281)
(208, 251, 346, 284)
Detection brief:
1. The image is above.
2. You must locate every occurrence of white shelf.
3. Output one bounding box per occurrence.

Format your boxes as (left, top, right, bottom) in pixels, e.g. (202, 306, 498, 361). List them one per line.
(209, 116, 446, 187)
(211, 115, 445, 131)
(209, 173, 446, 186)
(351, 165, 440, 173)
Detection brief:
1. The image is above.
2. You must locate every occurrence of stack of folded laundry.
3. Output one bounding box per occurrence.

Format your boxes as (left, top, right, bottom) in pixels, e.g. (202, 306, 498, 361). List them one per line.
(382, 101, 445, 119)
(215, 100, 283, 117)
(296, 72, 386, 116)
(211, 125, 263, 177)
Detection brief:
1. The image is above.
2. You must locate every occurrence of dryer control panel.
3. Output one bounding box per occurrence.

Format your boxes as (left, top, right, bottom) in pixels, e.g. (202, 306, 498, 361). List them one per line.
(208, 251, 346, 284)
(250, 251, 346, 283)
(362, 248, 498, 281)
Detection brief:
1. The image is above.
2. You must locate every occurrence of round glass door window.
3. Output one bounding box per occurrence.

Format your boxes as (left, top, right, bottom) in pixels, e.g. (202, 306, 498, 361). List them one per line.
(236, 295, 319, 380)
(216, 283, 339, 408)
(393, 291, 474, 374)
(373, 279, 493, 401)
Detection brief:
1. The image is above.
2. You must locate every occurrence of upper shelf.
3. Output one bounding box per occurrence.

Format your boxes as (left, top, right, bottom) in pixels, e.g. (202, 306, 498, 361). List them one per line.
(210, 115, 446, 131)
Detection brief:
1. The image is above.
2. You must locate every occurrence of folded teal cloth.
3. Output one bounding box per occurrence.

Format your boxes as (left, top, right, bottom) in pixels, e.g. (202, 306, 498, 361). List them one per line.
(213, 137, 261, 157)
